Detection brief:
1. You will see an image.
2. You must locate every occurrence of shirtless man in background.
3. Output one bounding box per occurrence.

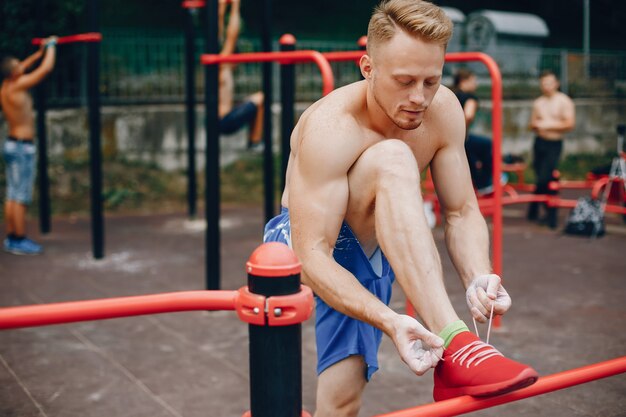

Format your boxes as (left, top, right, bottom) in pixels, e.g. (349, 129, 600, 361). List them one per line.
(1, 36, 57, 255)
(218, 0, 264, 149)
(263, 1, 537, 416)
(527, 70, 576, 222)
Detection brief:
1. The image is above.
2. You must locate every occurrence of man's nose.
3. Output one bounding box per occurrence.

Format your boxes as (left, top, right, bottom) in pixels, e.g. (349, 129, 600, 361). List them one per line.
(408, 86, 425, 106)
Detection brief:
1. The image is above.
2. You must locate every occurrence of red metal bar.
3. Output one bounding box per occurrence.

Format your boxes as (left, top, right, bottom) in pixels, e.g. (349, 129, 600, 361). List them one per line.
(182, 0, 206, 8)
(375, 356, 626, 417)
(0, 291, 237, 330)
(201, 51, 335, 96)
(322, 50, 365, 62)
(32, 32, 102, 46)
(445, 53, 503, 287)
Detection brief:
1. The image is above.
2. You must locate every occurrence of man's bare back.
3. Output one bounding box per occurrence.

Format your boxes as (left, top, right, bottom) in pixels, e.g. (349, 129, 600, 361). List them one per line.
(1, 81, 36, 139)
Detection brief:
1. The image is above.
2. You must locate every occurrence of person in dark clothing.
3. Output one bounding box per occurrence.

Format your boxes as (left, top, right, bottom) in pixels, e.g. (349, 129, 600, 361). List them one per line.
(452, 68, 495, 195)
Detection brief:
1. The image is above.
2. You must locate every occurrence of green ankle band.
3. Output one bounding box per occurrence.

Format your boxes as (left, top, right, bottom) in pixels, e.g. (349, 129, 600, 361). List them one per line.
(439, 320, 469, 348)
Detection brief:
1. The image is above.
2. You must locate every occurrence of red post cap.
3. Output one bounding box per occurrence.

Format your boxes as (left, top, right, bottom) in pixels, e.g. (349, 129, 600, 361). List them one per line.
(247, 242, 301, 277)
(357, 36, 367, 47)
(279, 33, 297, 45)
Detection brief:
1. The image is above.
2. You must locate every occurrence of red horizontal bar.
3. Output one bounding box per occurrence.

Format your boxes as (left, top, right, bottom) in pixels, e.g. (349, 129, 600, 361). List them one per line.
(201, 51, 334, 95)
(0, 290, 237, 329)
(182, 0, 206, 8)
(322, 51, 364, 62)
(32, 33, 102, 46)
(375, 356, 626, 417)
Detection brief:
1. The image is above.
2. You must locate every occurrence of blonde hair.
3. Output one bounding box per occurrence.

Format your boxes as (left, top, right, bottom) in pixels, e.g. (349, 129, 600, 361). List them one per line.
(367, 0, 453, 53)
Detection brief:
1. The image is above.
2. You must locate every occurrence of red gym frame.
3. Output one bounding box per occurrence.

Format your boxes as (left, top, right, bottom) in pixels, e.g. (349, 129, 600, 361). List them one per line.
(0, 243, 315, 417)
(201, 50, 335, 96)
(32, 32, 103, 46)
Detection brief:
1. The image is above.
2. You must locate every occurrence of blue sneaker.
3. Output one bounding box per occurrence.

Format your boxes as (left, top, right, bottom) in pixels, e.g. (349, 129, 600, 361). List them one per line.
(4, 237, 43, 255)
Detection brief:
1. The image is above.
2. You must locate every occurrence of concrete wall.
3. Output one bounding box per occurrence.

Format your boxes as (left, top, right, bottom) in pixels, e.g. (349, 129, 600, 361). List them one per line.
(1, 100, 624, 172)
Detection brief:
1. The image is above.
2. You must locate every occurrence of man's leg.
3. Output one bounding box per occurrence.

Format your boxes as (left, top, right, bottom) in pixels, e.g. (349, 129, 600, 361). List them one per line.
(5, 201, 16, 236)
(6, 201, 27, 237)
(315, 356, 367, 417)
(343, 139, 459, 334)
(249, 92, 264, 145)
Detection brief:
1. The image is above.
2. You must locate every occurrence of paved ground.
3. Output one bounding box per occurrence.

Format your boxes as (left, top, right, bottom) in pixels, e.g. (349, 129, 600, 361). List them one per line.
(1, 202, 625, 417)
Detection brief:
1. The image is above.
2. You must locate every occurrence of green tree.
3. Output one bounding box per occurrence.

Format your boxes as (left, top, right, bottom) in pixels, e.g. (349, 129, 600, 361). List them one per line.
(0, 0, 84, 59)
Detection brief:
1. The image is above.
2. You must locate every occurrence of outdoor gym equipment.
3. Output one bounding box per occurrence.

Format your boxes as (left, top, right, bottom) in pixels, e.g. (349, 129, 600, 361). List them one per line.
(31, 13, 104, 260)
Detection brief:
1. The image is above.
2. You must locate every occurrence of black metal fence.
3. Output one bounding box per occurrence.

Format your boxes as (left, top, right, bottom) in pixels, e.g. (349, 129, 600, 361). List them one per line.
(42, 30, 626, 107)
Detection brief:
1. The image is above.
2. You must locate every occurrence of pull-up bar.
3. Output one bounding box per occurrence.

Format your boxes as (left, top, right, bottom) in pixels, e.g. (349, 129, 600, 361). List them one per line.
(32, 32, 102, 46)
(374, 356, 626, 417)
(201, 50, 335, 96)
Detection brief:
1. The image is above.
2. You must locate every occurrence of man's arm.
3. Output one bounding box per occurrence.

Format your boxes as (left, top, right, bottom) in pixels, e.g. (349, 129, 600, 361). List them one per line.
(289, 114, 397, 332)
(15, 40, 56, 90)
(219, 0, 240, 56)
(430, 90, 509, 321)
(462, 97, 478, 127)
(16, 45, 45, 73)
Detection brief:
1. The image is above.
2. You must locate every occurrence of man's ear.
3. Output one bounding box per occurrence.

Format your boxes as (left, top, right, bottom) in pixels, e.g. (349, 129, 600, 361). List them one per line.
(359, 54, 373, 80)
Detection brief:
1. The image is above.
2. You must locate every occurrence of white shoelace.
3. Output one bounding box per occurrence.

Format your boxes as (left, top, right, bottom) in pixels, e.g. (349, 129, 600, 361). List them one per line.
(450, 340, 503, 368)
(472, 301, 495, 344)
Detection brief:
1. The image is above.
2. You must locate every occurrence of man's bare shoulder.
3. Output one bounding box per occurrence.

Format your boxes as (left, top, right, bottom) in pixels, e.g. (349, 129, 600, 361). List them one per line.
(425, 85, 465, 142)
(293, 82, 369, 168)
(298, 82, 367, 141)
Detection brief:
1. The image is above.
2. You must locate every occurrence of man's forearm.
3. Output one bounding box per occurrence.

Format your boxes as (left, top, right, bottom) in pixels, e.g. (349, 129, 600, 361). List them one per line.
(444, 203, 492, 287)
(301, 249, 398, 336)
(19, 49, 44, 72)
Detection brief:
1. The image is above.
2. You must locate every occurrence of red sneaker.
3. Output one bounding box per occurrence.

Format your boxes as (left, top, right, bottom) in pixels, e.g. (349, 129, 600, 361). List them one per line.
(433, 331, 538, 401)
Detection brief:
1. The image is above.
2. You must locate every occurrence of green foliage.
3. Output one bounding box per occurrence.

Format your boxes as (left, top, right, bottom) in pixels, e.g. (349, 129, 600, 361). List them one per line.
(0, 0, 85, 58)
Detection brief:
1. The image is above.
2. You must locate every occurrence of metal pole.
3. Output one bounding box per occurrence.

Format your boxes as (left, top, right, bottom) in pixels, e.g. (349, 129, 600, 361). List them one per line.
(261, 0, 275, 223)
(87, 0, 104, 259)
(184, 6, 198, 219)
(35, 0, 51, 234)
(35, 75, 50, 235)
(583, 0, 590, 79)
(204, 0, 221, 290)
(247, 243, 304, 417)
(279, 34, 295, 193)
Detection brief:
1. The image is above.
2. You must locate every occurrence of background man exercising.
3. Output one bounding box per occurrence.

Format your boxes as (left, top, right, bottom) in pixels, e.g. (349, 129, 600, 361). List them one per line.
(1, 36, 57, 255)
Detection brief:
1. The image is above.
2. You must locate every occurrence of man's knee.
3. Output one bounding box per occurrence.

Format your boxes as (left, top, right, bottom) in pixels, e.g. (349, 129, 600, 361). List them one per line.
(359, 139, 419, 182)
(315, 356, 367, 417)
(249, 91, 264, 106)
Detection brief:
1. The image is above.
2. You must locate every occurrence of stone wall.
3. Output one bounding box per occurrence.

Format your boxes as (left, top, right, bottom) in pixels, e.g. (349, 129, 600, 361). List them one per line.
(1, 99, 624, 172)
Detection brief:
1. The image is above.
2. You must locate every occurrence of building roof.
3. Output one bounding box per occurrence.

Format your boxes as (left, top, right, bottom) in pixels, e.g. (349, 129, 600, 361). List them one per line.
(468, 10, 549, 37)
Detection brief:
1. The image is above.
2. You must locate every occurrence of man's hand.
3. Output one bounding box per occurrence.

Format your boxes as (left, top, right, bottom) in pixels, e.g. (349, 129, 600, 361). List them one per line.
(44, 36, 58, 48)
(390, 315, 444, 375)
(466, 274, 511, 323)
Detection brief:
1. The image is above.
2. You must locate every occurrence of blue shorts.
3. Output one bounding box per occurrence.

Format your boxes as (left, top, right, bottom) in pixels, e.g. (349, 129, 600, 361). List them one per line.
(3, 138, 37, 204)
(219, 101, 257, 135)
(264, 208, 395, 381)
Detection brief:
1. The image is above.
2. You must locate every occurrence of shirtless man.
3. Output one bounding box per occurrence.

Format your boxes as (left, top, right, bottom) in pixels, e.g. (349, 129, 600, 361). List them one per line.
(1, 36, 57, 255)
(527, 70, 576, 222)
(218, 0, 264, 149)
(263, 1, 537, 416)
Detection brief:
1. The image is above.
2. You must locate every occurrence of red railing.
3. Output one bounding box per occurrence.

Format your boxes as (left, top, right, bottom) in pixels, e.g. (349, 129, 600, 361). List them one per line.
(201, 50, 335, 96)
(32, 32, 102, 46)
(374, 356, 626, 417)
(0, 291, 238, 329)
